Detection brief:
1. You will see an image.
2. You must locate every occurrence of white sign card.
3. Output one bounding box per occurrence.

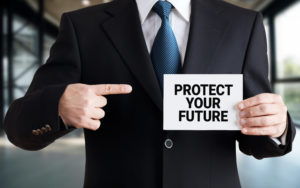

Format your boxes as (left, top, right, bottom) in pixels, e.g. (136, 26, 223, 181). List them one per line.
(163, 74, 243, 131)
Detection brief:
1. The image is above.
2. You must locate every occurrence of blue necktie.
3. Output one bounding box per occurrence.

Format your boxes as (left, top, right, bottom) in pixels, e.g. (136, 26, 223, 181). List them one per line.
(151, 1, 181, 89)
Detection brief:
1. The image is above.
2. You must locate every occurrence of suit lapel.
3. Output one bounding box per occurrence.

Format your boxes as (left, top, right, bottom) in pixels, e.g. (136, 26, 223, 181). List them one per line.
(101, 0, 229, 111)
(182, 0, 229, 74)
(101, 0, 163, 111)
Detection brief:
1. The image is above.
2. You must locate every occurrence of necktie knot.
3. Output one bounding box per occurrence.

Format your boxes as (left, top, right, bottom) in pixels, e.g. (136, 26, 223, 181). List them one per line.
(153, 1, 172, 19)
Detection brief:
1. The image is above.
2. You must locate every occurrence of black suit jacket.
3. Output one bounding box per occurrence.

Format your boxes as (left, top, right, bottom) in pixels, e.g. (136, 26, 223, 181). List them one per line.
(4, 0, 296, 187)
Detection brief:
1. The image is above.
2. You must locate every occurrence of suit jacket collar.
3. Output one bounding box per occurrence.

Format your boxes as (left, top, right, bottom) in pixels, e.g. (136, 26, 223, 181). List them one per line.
(135, 0, 191, 24)
(102, 0, 163, 111)
(101, 0, 228, 111)
(182, 0, 228, 74)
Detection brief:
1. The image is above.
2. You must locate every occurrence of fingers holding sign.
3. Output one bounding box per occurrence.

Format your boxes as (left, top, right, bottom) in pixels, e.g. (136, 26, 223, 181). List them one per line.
(58, 83, 132, 131)
(237, 93, 288, 138)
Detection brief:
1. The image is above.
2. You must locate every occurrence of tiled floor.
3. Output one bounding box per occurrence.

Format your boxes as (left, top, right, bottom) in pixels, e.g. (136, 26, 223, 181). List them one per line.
(0, 128, 299, 188)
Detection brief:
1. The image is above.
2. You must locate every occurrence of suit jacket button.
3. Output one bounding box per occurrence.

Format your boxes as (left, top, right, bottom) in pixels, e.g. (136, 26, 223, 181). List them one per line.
(45, 124, 52, 131)
(36, 129, 42, 135)
(32, 130, 38, 136)
(164, 139, 173, 149)
(41, 127, 47, 134)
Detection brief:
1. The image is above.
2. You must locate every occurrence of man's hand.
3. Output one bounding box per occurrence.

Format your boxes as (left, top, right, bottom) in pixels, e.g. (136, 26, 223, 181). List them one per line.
(238, 93, 288, 138)
(58, 83, 132, 130)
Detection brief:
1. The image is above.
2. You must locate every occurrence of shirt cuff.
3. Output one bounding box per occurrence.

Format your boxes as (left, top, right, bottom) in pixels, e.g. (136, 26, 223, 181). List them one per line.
(270, 123, 288, 145)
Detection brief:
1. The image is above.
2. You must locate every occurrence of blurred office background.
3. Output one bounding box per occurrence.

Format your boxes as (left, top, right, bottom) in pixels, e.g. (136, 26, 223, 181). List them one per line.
(0, 0, 299, 187)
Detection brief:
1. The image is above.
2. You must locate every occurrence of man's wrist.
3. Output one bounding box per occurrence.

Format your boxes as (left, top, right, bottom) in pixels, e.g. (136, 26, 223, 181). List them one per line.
(58, 115, 74, 130)
(278, 116, 289, 145)
(271, 116, 288, 145)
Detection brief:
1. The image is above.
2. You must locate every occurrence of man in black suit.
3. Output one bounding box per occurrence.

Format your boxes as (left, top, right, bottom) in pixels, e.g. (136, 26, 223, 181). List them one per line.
(4, 0, 296, 187)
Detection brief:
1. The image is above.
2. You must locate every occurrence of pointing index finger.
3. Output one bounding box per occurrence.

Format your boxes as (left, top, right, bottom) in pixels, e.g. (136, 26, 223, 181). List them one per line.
(91, 84, 132, 95)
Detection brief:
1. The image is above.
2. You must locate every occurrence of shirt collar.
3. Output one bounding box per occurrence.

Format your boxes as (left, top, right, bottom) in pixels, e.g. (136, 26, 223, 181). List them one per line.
(135, 0, 191, 24)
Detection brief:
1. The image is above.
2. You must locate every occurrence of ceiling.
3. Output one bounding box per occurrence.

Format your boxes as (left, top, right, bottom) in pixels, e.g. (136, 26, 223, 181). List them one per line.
(26, 0, 272, 26)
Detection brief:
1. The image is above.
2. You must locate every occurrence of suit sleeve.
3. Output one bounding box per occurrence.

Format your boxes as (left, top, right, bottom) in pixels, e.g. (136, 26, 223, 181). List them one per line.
(237, 12, 296, 159)
(4, 13, 81, 151)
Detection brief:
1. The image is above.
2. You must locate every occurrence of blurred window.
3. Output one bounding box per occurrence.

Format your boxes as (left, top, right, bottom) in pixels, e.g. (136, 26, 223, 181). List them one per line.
(273, 1, 300, 125)
(263, 18, 271, 79)
(275, 83, 300, 124)
(12, 14, 39, 99)
(43, 34, 55, 63)
(2, 14, 55, 108)
(275, 1, 300, 79)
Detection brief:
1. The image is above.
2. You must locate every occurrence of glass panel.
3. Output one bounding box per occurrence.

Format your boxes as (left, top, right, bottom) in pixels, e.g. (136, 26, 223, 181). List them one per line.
(263, 18, 271, 80)
(12, 14, 39, 100)
(275, 1, 300, 79)
(2, 12, 9, 115)
(275, 83, 300, 125)
(43, 34, 55, 63)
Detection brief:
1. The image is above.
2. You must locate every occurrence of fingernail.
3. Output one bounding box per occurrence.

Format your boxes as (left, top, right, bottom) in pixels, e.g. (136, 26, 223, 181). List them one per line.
(242, 128, 248, 133)
(240, 119, 246, 125)
(240, 111, 246, 117)
(239, 103, 244, 110)
(125, 85, 132, 93)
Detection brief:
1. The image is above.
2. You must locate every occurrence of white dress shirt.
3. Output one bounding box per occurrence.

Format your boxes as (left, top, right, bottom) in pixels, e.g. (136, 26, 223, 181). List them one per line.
(135, 0, 286, 145)
(136, 0, 191, 65)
